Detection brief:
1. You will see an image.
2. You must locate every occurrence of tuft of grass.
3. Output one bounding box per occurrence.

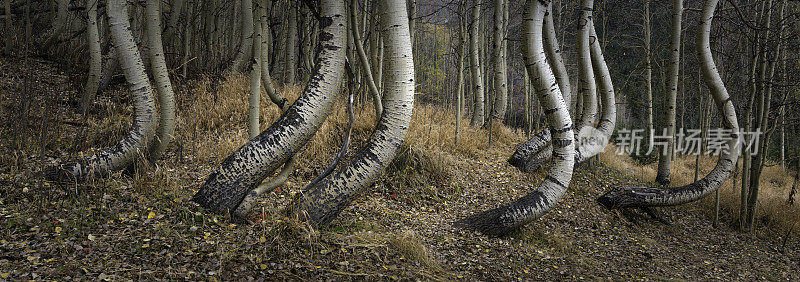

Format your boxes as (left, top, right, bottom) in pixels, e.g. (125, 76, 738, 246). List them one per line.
(388, 230, 444, 273)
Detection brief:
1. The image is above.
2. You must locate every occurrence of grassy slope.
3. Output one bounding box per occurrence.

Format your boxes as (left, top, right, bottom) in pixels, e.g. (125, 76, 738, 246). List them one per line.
(1, 58, 799, 280)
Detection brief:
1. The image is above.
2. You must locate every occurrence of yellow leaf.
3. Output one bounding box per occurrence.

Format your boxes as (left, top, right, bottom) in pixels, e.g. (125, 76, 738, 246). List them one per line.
(147, 212, 156, 219)
(259, 236, 266, 243)
(1, 273, 9, 279)
(260, 264, 267, 270)
(55, 226, 62, 233)
(142, 244, 150, 248)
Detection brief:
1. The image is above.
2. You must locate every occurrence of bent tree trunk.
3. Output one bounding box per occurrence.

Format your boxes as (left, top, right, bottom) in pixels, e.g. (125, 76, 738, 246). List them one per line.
(509, 0, 592, 171)
(655, 0, 682, 186)
(457, 0, 575, 237)
(47, 0, 157, 182)
(508, 5, 615, 173)
(192, 0, 346, 215)
(146, 0, 176, 160)
(506, 5, 569, 171)
(598, 0, 740, 209)
(289, 0, 415, 227)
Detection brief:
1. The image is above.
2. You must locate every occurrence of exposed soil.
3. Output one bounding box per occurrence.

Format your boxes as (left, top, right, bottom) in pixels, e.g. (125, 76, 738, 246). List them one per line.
(2, 55, 798, 281)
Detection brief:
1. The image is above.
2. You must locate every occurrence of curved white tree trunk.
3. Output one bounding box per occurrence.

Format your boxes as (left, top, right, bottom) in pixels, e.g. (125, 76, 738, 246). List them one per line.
(146, 0, 177, 160)
(582, 23, 616, 157)
(192, 0, 346, 215)
(598, 0, 740, 209)
(80, 0, 102, 114)
(507, 2, 576, 171)
(655, 0, 682, 186)
(457, 0, 575, 236)
(48, 0, 157, 182)
(289, 0, 415, 227)
(509, 9, 615, 173)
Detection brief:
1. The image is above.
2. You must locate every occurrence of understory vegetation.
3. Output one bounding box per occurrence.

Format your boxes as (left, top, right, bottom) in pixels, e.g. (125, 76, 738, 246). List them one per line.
(2, 0, 800, 279)
(1, 62, 798, 279)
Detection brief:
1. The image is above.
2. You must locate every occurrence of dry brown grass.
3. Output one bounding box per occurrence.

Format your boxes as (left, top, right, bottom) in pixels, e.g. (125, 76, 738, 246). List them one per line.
(387, 230, 444, 273)
(175, 75, 526, 189)
(599, 144, 800, 234)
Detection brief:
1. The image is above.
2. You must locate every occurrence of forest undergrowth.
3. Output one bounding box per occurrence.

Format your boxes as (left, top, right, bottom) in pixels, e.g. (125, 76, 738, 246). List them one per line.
(1, 58, 799, 280)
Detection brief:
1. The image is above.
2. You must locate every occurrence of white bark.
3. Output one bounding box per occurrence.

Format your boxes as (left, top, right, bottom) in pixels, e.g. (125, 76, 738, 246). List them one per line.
(145, 0, 177, 160)
(291, 0, 415, 227)
(234, 0, 298, 217)
(469, 0, 485, 128)
(249, 0, 263, 139)
(48, 0, 157, 181)
(543, 3, 570, 107)
(81, 0, 102, 114)
(577, 0, 597, 128)
(509, 12, 615, 173)
(655, 0, 682, 186)
(491, 0, 507, 122)
(192, 0, 346, 214)
(458, 0, 574, 236)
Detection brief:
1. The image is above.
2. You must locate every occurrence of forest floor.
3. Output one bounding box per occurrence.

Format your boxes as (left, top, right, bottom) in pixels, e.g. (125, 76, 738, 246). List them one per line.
(2, 56, 799, 280)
